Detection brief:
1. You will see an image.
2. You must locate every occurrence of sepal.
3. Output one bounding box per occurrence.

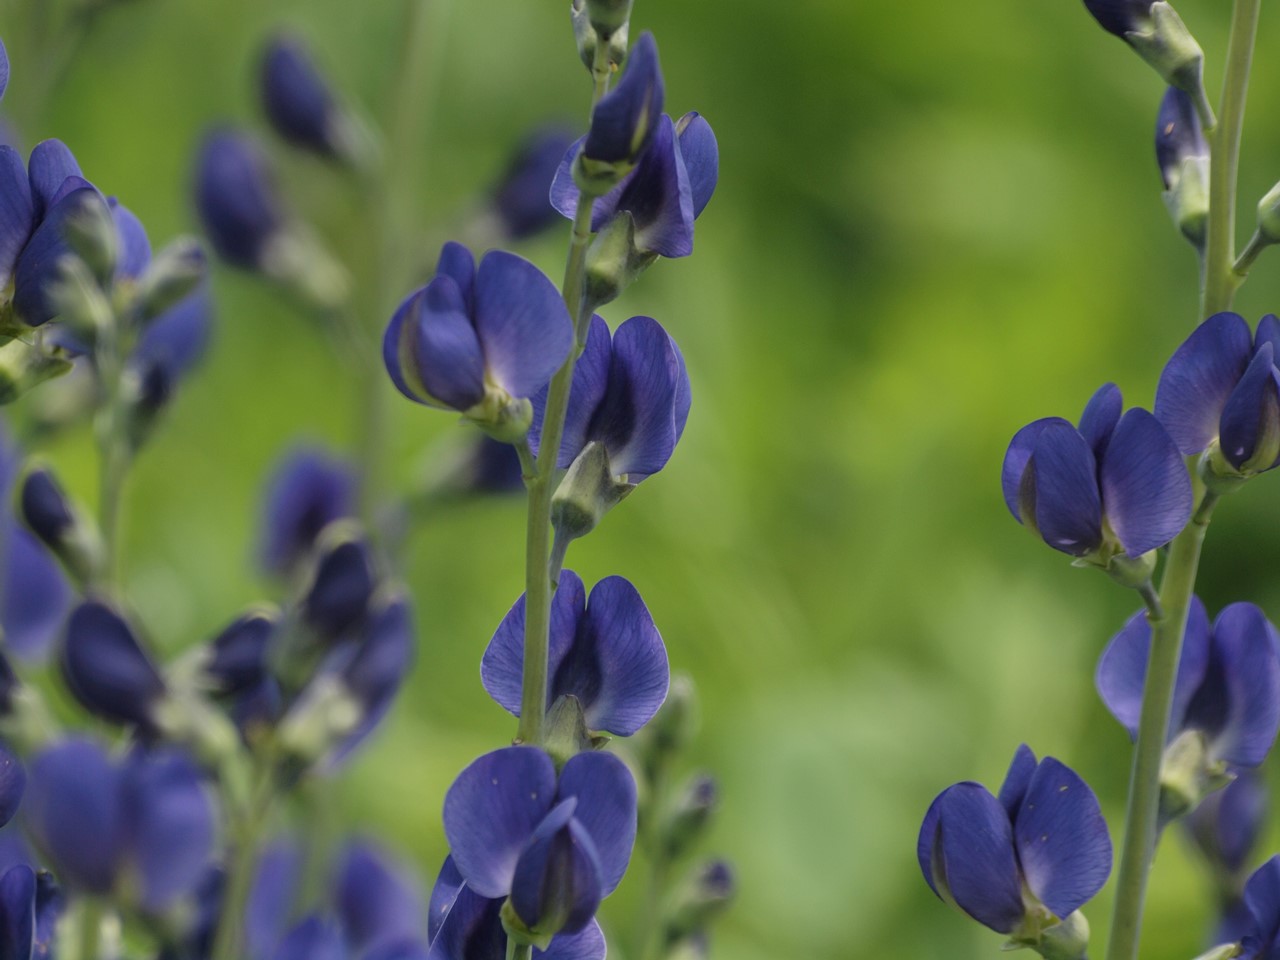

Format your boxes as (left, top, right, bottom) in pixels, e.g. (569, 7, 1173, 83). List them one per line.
(585, 0, 633, 39)
(1256, 180, 1280, 244)
(1159, 728, 1233, 823)
(1125, 3, 1206, 97)
(1163, 155, 1208, 247)
(1009, 909, 1090, 960)
(583, 212, 654, 311)
(132, 238, 206, 324)
(542, 695, 609, 769)
(60, 189, 118, 285)
(551, 440, 634, 547)
(0, 339, 73, 406)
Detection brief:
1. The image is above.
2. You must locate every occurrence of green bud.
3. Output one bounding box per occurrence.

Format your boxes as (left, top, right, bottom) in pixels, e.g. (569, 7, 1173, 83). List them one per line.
(46, 256, 113, 346)
(550, 440, 634, 546)
(1126, 3, 1206, 96)
(466, 392, 533, 445)
(640, 673, 699, 779)
(1159, 728, 1232, 823)
(133, 237, 206, 323)
(62, 190, 118, 284)
(1256, 180, 1280, 244)
(585, 0, 633, 38)
(571, 0, 627, 74)
(0, 340, 73, 406)
(1163, 155, 1209, 247)
(583, 212, 659, 312)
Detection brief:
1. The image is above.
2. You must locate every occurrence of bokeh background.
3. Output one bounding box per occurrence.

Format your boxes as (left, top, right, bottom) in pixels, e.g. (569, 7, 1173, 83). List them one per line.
(3, 0, 1280, 957)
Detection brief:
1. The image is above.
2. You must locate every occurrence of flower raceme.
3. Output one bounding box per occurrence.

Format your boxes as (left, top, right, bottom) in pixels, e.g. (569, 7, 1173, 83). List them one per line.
(1001, 382, 1192, 585)
(917, 745, 1112, 960)
(1096, 598, 1280, 817)
(383, 242, 573, 443)
(1154, 312, 1280, 484)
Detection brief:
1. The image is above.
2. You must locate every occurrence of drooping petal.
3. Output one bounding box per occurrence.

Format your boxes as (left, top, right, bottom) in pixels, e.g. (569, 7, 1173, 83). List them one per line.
(676, 113, 718, 219)
(427, 856, 465, 945)
(529, 315, 611, 468)
(425, 885, 507, 960)
(1095, 598, 1211, 740)
(481, 570, 584, 720)
(614, 115, 695, 258)
(259, 446, 357, 575)
(25, 739, 125, 895)
(61, 601, 167, 728)
(582, 32, 664, 165)
(443, 747, 557, 898)
(0, 147, 33, 288)
(123, 749, 216, 912)
(1077, 383, 1122, 460)
(1219, 344, 1280, 472)
(204, 607, 277, 698)
(918, 782, 1024, 933)
(552, 576, 668, 736)
(1028, 420, 1102, 555)
(384, 278, 486, 411)
(435, 242, 476, 314)
(588, 316, 684, 479)
(1100, 408, 1192, 557)
(555, 751, 637, 897)
(1000, 417, 1069, 523)
(336, 840, 426, 953)
(1244, 855, 1280, 946)
(472, 251, 573, 401)
(2, 525, 70, 660)
(26, 140, 83, 222)
(1187, 603, 1280, 768)
(1155, 313, 1254, 455)
(996, 744, 1037, 819)
(1014, 757, 1112, 919)
(0, 864, 34, 960)
(509, 800, 603, 935)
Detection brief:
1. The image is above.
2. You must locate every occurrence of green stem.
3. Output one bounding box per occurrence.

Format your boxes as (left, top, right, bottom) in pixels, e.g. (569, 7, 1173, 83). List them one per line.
(1201, 0, 1262, 318)
(1104, 495, 1217, 960)
(1232, 230, 1269, 277)
(514, 38, 613, 747)
(77, 896, 103, 960)
(94, 320, 130, 591)
(209, 759, 276, 960)
(506, 942, 532, 960)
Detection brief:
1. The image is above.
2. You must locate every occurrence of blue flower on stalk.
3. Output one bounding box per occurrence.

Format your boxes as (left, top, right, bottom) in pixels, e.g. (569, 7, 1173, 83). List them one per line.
(1002, 383, 1192, 580)
(917, 745, 1111, 958)
(1155, 313, 1280, 480)
(481, 570, 668, 736)
(24, 739, 216, 912)
(259, 446, 357, 576)
(1096, 598, 1280, 814)
(194, 129, 287, 272)
(383, 242, 573, 441)
(441, 746, 635, 948)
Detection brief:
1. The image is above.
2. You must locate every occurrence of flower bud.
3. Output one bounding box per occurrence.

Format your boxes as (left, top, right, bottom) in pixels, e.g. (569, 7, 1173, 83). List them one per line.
(194, 129, 287, 272)
(1255, 180, 1280, 245)
(663, 861, 734, 945)
(660, 774, 718, 860)
(638, 673, 699, 780)
(583, 211, 645, 311)
(1125, 3, 1206, 97)
(260, 34, 368, 165)
(276, 673, 361, 765)
(132, 237, 207, 324)
(0, 335, 72, 405)
(576, 33, 664, 194)
(571, 0, 628, 76)
(550, 440, 634, 549)
(1083, 0, 1155, 38)
(61, 601, 167, 730)
(44, 257, 112, 346)
(1159, 728, 1232, 824)
(585, 0, 633, 39)
(506, 798, 603, 940)
(301, 524, 377, 639)
(60, 189, 117, 285)
(19, 465, 99, 586)
(1156, 87, 1209, 246)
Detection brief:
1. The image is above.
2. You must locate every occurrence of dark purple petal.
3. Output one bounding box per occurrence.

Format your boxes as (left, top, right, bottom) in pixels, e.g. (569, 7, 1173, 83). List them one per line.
(481, 570, 584, 720)
(1245, 856, 1280, 946)
(588, 316, 685, 479)
(614, 115, 695, 258)
(426, 886, 507, 960)
(1078, 383, 1122, 461)
(996, 744, 1037, 819)
(111, 201, 151, 280)
(427, 856, 465, 945)
(529, 315, 612, 468)
(259, 447, 357, 575)
(1255, 315, 1280, 358)
(3, 525, 70, 660)
(273, 917, 345, 960)
(302, 535, 376, 638)
(1188, 603, 1280, 768)
(541, 921, 605, 960)
(1028, 420, 1102, 555)
(247, 840, 301, 960)
(26, 140, 82, 223)
(0, 147, 33, 288)
(919, 782, 1024, 933)
(12, 181, 101, 327)
(25, 739, 125, 895)
(582, 33, 664, 164)
(0, 864, 34, 960)
(1155, 313, 1254, 455)
(19, 467, 73, 549)
(260, 35, 340, 158)
(1100, 408, 1192, 556)
(555, 751, 637, 897)
(552, 576, 668, 736)
(676, 113, 718, 219)
(1096, 598, 1211, 739)
(62, 601, 167, 728)
(492, 126, 577, 240)
(1155, 87, 1207, 190)
(385, 278, 487, 411)
(443, 747, 557, 898)
(331, 595, 415, 763)
(204, 608, 276, 698)
(435, 243, 476, 313)
(123, 749, 216, 911)
(1000, 418, 1068, 523)
(1014, 757, 1112, 918)
(1219, 344, 1280, 471)
(1082, 0, 1155, 36)
(510, 800, 603, 934)
(194, 129, 285, 270)
(131, 282, 213, 393)
(337, 840, 425, 953)
(472, 251, 573, 401)
(0, 745, 23, 829)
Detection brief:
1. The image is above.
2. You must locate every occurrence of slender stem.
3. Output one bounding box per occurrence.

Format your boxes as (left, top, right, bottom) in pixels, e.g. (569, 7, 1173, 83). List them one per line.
(1201, 0, 1262, 318)
(1232, 230, 1269, 276)
(209, 758, 276, 960)
(514, 39, 613, 747)
(93, 320, 130, 591)
(1104, 495, 1217, 960)
(506, 942, 531, 960)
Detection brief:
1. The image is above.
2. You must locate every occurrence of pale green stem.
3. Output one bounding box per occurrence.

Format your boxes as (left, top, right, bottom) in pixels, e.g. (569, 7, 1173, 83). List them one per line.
(93, 317, 130, 591)
(506, 942, 531, 960)
(514, 38, 613, 747)
(209, 756, 276, 960)
(1232, 230, 1268, 277)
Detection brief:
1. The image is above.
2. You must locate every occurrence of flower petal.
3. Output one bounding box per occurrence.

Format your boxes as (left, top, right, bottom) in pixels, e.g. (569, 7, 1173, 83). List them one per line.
(443, 747, 557, 898)
(548, 138, 586, 224)
(615, 115, 695, 258)
(435, 242, 476, 313)
(1219, 344, 1280, 471)
(386, 276, 487, 411)
(529, 315, 611, 468)
(110, 200, 151, 281)
(26, 139, 83, 223)
(272, 917, 345, 960)
(1095, 598, 1211, 740)
(0, 40, 7, 102)
(472, 251, 573, 401)
(259, 447, 357, 575)
(1155, 312, 1254, 455)
(2, 525, 69, 660)
(1029, 420, 1102, 555)
(1015, 757, 1112, 918)
(996, 744, 1037, 819)
(62, 601, 167, 728)
(427, 856, 465, 945)
(1077, 383, 1122, 460)
(481, 570, 584, 720)
(1244, 855, 1280, 946)
(554, 576, 668, 736)
(0, 147, 33, 289)
(510, 800, 603, 934)
(336, 840, 426, 953)
(12, 181, 101, 327)
(0, 864, 34, 960)
(1000, 417, 1069, 523)
(492, 126, 577, 240)
(194, 129, 284, 269)
(246, 840, 301, 960)
(1100, 408, 1192, 557)
(582, 32, 664, 164)
(260, 35, 340, 158)
(555, 751, 637, 897)
(1255, 315, 1280, 358)
(676, 113, 718, 219)
(425, 885, 507, 960)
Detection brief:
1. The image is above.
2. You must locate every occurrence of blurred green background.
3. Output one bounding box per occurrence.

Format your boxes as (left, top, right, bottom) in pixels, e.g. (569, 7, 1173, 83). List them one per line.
(4, 0, 1280, 956)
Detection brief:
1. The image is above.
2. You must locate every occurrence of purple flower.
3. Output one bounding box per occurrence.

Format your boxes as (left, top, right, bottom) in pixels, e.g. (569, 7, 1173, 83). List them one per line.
(61, 600, 167, 730)
(491, 126, 577, 240)
(581, 33, 663, 167)
(442, 746, 635, 942)
(918, 745, 1111, 953)
(1082, 0, 1154, 37)
(24, 739, 216, 912)
(259, 446, 358, 576)
(482, 570, 668, 736)
(194, 129, 287, 271)
(1232, 856, 1280, 958)
(552, 111, 718, 261)
(1002, 382, 1192, 565)
(260, 34, 348, 161)
(1155, 312, 1280, 477)
(1097, 599, 1280, 773)
(383, 243, 572, 439)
